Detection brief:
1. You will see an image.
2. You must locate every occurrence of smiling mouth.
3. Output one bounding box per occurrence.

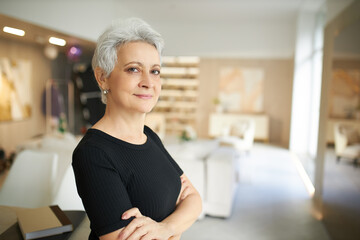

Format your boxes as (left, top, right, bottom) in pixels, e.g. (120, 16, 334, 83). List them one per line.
(134, 94, 153, 99)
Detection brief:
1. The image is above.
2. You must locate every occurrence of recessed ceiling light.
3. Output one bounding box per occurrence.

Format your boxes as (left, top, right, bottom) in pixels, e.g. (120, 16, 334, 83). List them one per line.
(3, 26, 25, 36)
(49, 37, 66, 46)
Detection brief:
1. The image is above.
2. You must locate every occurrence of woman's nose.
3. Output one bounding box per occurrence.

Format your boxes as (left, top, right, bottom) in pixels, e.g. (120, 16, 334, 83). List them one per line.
(139, 72, 154, 88)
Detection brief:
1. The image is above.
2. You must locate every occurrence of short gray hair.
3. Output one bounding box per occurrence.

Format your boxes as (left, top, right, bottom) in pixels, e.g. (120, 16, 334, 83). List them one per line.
(92, 18, 164, 104)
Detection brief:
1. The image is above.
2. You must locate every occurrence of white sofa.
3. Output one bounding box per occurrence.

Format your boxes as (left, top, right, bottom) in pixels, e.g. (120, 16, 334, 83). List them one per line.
(205, 147, 239, 218)
(164, 138, 239, 218)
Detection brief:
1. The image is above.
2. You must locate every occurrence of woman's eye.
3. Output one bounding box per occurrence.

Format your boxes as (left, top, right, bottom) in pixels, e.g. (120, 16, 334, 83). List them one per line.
(152, 69, 160, 75)
(127, 67, 139, 73)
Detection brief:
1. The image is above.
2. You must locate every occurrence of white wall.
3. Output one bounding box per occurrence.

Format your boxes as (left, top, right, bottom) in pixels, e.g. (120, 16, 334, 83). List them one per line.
(290, 7, 325, 184)
(0, 0, 296, 58)
(157, 20, 295, 57)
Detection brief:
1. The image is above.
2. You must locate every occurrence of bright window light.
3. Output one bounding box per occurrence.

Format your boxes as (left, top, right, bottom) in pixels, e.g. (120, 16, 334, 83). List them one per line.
(49, 37, 66, 46)
(290, 152, 315, 197)
(3, 26, 25, 36)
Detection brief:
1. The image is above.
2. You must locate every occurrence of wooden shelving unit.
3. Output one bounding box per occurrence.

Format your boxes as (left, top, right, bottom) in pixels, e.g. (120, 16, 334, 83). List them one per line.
(153, 56, 200, 135)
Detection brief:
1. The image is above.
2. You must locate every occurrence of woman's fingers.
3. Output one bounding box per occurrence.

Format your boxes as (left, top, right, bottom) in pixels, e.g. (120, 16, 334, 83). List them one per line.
(181, 186, 191, 200)
(119, 217, 154, 240)
(119, 217, 145, 240)
(119, 217, 173, 240)
(176, 175, 194, 204)
(180, 175, 186, 184)
(126, 221, 149, 240)
(122, 207, 142, 220)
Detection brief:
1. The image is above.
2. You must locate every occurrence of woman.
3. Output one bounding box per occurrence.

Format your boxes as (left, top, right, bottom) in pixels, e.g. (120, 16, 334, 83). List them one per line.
(72, 18, 202, 240)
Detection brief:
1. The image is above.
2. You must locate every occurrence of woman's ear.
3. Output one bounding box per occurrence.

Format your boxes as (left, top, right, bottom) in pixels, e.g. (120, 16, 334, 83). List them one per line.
(94, 67, 108, 90)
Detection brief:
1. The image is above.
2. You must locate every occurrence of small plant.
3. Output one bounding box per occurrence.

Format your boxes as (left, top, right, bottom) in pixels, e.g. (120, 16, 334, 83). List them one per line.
(179, 125, 197, 142)
(212, 97, 220, 105)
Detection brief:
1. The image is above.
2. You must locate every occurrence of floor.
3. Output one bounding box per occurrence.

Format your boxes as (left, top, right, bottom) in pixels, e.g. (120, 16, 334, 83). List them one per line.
(322, 148, 360, 240)
(182, 143, 330, 240)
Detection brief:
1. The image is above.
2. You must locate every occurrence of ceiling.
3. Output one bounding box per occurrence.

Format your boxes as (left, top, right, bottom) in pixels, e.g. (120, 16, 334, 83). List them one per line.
(120, 0, 305, 23)
(0, 0, 346, 38)
(0, 13, 95, 54)
(0, 0, 355, 57)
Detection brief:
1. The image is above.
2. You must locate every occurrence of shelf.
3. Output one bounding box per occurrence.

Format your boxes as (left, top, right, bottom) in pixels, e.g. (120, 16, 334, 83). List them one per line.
(150, 56, 199, 136)
(155, 101, 198, 109)
(160, 67, 199, 78)
(164, 113, 197, 120)
(162, 56, 200, 67)
(160, 89, 198, 98)
(161, 78, 199, 88)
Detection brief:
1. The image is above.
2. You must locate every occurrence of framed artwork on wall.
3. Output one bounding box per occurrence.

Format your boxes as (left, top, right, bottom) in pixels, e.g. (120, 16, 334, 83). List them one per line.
(0, 58, 32, 121)
(330, 69, 360, 119)
(218, 67, 264, 113)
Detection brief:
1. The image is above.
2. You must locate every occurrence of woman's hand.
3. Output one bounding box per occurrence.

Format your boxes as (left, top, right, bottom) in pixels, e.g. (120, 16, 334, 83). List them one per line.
(118, 207, 174, 240)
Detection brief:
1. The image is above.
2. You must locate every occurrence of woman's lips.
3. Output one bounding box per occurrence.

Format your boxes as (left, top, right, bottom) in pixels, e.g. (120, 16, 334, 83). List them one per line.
(134, 94, 153, 99)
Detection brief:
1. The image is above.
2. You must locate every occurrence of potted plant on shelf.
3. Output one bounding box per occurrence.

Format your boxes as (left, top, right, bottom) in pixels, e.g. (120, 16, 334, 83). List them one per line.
(213, 97, 223, 113)
(180, 125, 197, 142)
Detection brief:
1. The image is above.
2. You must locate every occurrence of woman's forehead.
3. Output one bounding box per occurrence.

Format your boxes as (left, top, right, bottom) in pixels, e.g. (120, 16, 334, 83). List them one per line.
(116, 42, 160, 64)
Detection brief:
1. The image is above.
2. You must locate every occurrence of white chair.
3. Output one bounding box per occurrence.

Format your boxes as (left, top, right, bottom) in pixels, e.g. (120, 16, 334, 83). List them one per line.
(0, 149, 58, 208)
(14, 133, 80, 209)
(218, 120, 256, 154)
(334, 123, 360, 166)
(52, 165, 84, 210)
(28, 133, 78, 199)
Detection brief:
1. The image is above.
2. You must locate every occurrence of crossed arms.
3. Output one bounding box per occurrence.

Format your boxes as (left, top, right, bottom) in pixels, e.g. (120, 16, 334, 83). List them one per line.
(99, 174, 202, 240)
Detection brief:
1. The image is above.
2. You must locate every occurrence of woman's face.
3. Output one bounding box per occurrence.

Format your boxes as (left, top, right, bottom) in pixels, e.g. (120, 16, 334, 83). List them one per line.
(105, 41, 161, 114)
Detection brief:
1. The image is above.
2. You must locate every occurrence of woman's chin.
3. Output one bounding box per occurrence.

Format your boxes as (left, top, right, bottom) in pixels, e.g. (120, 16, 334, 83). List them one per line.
(137, 106, 156, 114)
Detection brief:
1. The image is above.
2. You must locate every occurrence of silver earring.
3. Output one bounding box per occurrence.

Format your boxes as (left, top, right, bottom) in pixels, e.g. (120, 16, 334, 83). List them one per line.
(103, 89, 108, 95)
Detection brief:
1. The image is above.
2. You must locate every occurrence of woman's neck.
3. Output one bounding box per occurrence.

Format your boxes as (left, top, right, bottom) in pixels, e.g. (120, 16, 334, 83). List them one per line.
(92, 107, 147, 144)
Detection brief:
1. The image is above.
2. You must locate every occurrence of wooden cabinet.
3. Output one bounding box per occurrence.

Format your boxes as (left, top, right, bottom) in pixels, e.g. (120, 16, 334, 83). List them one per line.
(208, 113, 270, 142)
(152, 56, 200, 135)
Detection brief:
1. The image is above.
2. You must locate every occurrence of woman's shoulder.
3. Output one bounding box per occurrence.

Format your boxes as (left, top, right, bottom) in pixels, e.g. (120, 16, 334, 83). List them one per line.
(144, 125, 154, 135)
(144, 125, 160, 142)
(144, 125, 166, 150)
(73, 129, 109, 160)
(75, 129, 102, 147)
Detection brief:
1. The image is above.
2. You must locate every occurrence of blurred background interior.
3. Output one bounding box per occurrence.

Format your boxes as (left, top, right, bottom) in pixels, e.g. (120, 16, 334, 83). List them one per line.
(0, 0, 359, 239)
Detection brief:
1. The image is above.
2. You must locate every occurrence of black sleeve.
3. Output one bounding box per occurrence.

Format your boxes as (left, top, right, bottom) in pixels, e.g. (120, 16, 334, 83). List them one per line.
(72, 145, 134, 237)
(144, 126, 183, 176)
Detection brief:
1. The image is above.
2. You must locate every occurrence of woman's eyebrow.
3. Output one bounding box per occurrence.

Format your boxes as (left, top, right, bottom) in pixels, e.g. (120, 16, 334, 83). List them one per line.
(123, 61, 143, 67)
(123, 62, 161, 68)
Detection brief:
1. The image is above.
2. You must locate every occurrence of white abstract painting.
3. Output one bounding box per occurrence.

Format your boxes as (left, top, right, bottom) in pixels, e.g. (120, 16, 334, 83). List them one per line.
(0, 58, 32, 121)
(219, 67, 264, 113)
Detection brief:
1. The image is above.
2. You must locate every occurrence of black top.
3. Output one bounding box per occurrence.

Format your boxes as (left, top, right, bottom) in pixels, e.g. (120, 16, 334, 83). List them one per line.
(72, 126, 183, 239)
